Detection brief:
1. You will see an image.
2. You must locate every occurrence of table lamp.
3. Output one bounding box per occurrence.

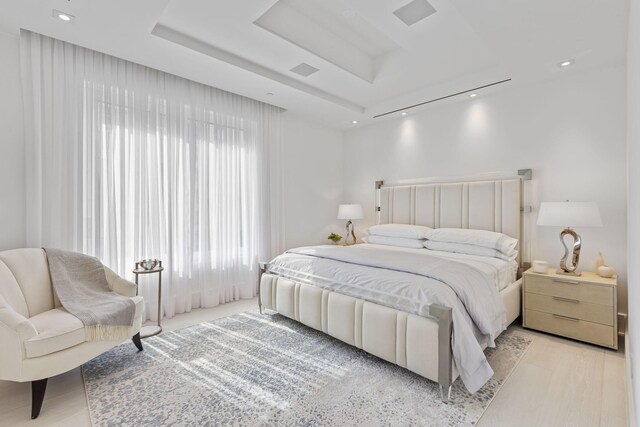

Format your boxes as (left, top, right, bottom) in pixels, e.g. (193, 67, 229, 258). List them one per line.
(337, 204, 363, 246)
(536, 201, 602, 276)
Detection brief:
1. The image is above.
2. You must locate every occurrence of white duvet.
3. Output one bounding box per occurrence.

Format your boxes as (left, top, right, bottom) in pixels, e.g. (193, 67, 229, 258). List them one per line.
(267, 243, 515, 393)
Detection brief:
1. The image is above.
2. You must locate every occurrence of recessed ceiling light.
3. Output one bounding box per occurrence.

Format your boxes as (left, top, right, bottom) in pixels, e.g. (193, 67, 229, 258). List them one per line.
(352, 120, 358, 124)
(52, 9, 74, 22)
(559, 59, 575, 68)
(469, 93, 478, 98)
(401, 112, 407, 116)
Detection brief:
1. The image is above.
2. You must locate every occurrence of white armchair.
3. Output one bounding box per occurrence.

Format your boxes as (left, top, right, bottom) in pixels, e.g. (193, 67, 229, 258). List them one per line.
(0, 248, 144, 419)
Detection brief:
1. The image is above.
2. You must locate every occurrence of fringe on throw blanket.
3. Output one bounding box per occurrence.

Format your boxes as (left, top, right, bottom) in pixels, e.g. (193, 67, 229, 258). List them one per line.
(85, 325, 134, 342)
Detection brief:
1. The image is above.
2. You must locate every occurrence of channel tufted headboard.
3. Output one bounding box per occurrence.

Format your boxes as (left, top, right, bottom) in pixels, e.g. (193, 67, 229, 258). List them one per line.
(375, 170, 531, 266)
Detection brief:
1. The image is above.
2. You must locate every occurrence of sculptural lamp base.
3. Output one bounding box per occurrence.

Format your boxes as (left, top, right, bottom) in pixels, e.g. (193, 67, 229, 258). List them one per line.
(345, 220, 357, 246)
(557, 228, 582, 276)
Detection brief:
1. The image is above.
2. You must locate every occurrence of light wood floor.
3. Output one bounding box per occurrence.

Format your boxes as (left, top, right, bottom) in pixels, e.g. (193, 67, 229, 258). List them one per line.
(0, 298, 628, 427)
(478, 329, 627, 427)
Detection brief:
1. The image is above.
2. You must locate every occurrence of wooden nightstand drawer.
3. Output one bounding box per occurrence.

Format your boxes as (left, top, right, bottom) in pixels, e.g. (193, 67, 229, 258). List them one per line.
(524, 274, 613, 306)
(522, 269, 618, 349)
(524, 292, 614, 326)
(524, 309, 615, 347)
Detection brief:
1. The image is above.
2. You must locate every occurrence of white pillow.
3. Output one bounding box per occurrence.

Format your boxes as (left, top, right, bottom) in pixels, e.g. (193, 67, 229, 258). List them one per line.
(367, 224, 432, 239)
(424, 240, 517, 261)
(363, 235, 425, 249)
(425, 228, 518, 255)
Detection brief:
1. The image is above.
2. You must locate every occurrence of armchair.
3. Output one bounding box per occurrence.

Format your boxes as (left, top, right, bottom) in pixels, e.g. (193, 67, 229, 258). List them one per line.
(0, 248, 144, 418)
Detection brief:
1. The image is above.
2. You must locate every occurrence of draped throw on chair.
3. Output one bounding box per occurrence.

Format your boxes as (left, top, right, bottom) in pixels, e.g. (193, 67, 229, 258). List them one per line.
(20, 30, 284, 320)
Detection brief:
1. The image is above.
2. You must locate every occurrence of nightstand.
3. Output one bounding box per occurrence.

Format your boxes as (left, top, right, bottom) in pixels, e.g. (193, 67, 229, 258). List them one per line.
(522, 268, 618, 349)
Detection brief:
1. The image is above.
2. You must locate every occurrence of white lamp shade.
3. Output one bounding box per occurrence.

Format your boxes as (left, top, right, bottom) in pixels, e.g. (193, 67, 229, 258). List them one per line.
(337, 204, 363, 220)
(536, 202, 603, 228)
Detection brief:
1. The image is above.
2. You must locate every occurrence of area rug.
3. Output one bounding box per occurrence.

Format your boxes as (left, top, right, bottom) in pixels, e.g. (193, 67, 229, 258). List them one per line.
(82, 312, 532, 426)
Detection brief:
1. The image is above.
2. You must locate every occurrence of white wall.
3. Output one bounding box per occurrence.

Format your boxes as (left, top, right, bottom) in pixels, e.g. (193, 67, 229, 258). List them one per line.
(0, 32, 25, 250)
(282, 113, 344, 249)
(626, 0, 640, 421)
(344, 63, 628, 311)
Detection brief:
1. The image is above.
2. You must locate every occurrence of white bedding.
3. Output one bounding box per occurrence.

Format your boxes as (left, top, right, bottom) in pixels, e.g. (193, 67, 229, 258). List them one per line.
(422, 243, 518, 287)
(426, 228, 518, 257)
(367, 223, 432, 239)
(362, 235, 425, 249)
(267, 243, 516, 393)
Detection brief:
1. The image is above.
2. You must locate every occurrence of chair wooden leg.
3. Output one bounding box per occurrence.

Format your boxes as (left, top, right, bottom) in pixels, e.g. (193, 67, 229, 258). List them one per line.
(31, 378, 48, 419)
(132, 332, 143, 351)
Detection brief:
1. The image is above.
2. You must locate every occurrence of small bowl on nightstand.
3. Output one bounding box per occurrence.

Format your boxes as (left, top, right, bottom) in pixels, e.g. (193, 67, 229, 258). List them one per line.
(597, 265, 615, 278)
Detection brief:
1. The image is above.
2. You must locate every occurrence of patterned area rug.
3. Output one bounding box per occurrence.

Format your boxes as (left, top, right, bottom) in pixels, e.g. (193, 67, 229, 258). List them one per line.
(83, 312, 532, 426)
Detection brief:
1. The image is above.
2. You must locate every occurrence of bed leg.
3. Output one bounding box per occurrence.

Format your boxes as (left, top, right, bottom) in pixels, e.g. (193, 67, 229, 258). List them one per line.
(439, 384, 453, 403)
(429, 303, 454, 403)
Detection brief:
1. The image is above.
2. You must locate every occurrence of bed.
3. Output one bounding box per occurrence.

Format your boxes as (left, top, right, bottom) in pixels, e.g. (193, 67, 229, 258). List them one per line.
(258, 170, 531, 401)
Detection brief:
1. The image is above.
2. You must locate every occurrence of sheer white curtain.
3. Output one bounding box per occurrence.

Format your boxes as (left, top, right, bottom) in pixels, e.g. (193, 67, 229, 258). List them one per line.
(20, 30, 284, 319)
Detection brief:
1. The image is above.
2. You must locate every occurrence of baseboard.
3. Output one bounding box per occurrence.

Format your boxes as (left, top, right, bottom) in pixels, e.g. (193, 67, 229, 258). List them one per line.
(626, 327, 636, 427)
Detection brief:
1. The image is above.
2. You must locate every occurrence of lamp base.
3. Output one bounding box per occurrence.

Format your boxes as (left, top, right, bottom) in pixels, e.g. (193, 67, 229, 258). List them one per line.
(558, 228, 582, 275)
(555, 269, 582, 277)
(345, 220, 357, 246)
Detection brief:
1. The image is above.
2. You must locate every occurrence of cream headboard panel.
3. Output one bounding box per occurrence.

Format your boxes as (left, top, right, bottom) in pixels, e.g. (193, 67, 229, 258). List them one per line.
(377, 176, 526, 262)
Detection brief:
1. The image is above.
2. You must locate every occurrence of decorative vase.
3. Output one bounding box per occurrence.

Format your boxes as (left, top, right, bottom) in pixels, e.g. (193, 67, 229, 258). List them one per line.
(595, 252, 604, 271)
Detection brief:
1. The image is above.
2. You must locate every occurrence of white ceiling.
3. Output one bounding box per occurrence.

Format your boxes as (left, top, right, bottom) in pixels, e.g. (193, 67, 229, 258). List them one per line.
(0, 0, 629, 130)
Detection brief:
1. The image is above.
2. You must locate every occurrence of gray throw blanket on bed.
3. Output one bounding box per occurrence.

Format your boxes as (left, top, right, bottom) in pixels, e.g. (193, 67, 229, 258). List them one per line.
(45, 248, 135, 341)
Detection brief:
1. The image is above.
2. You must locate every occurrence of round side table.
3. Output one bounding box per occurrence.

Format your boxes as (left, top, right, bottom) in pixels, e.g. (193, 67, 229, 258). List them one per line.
(133, 261, 164, 338)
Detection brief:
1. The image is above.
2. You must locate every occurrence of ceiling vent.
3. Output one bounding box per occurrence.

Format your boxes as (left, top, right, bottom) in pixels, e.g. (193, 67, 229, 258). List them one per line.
(290, 63, 319, 77)
(393, 0, 437, 26)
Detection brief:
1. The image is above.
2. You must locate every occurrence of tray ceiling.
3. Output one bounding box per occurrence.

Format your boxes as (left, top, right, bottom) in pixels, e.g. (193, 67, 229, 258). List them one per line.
(0, 0, 629, 129)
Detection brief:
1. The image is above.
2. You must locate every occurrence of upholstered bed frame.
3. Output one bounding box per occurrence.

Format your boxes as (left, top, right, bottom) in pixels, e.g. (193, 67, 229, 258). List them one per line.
(259, 170, 532, 401)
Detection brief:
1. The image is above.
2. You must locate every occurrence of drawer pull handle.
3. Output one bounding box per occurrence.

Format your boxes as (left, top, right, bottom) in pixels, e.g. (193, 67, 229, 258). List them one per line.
(552, 279, 580, 285)
(553, 314, 580, 322)
(552, 296, 579, 304)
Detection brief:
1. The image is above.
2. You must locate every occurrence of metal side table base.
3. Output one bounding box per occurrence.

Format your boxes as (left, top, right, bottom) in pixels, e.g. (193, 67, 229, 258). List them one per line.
(139, 325, 162, 338)
(133, 260, 164, 340)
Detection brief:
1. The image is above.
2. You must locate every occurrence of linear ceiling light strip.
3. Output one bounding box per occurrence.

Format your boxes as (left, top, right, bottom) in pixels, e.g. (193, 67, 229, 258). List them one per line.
(373, 78, 512, 118)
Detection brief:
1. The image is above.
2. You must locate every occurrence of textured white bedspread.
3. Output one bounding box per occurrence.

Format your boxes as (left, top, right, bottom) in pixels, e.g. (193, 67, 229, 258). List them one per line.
(267, 243, 511, 393)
